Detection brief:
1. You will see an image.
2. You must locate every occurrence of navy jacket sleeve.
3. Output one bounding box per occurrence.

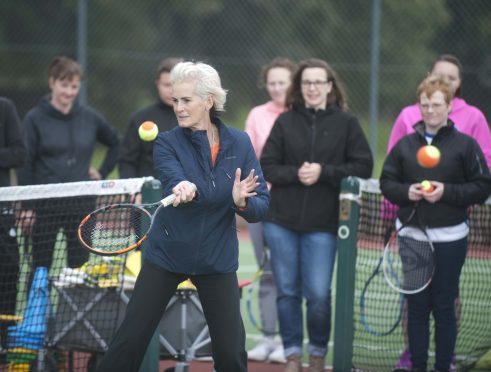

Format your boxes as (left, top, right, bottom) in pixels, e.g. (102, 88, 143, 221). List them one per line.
(153, 131, 188, 197)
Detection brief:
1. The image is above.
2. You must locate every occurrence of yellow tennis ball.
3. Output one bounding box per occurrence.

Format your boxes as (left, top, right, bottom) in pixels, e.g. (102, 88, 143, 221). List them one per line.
(138, 121, 158, 141)
(421, 180, 434, 193)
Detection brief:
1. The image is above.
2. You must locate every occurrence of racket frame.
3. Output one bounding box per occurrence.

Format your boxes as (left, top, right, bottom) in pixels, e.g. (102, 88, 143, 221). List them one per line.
(359, 224, 404, 336)
(382, 220, 435, 295)
(78, 187, 191, 256)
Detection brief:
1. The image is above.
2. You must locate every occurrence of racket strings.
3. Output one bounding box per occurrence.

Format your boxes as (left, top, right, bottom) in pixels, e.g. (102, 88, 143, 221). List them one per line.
(384, 231, 434, 293)
(79, 206, 150, 253)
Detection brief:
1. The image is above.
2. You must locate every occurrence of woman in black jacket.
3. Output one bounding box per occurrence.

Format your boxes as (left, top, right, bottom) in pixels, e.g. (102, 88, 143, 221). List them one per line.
(380, 75, 491, 372)
(260, 58, 373, 372)
(0, 97, 26, 351)
(17, 56, 120, 274)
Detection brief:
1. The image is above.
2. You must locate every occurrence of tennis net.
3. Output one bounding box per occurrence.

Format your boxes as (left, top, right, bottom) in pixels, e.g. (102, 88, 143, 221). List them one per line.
(334, 177, 491, 371)
(0, 177, 152, 370)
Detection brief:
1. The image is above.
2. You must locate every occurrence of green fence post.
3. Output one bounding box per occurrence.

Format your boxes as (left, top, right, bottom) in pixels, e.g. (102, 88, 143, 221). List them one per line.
(138, 178, 162, 372)
(333, 176, 361, 372)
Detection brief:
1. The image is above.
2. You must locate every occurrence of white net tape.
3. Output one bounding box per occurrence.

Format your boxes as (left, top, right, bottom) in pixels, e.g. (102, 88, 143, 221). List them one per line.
(0, 177, 154, 201)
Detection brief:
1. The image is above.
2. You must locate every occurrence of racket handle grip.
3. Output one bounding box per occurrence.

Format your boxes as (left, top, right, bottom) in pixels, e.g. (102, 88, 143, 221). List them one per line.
(160, 182, 197, 207)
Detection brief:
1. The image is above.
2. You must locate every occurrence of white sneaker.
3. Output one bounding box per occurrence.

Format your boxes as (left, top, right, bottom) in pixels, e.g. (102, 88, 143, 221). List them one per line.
(248, 337, 277, 361)
(268, 343, 286, 364)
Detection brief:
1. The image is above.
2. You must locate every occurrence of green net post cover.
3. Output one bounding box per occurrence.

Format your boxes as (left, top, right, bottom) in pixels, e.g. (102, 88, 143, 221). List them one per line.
(333, 176, 361, 372)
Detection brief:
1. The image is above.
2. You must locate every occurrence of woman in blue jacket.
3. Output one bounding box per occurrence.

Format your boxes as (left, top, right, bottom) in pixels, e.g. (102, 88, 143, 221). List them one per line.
(97, 61, 270, 372)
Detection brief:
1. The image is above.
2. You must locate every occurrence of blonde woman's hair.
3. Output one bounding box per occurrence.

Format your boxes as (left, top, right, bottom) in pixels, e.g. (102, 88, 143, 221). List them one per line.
(171, 61, 227, 114)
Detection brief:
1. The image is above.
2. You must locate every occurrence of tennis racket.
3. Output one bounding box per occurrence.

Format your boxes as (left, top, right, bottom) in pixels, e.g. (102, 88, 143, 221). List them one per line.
(382, 204, 435, 294)
(245, 245, 278, 335)
(78, 183, 196, 256)
(359, 224, 404, 336)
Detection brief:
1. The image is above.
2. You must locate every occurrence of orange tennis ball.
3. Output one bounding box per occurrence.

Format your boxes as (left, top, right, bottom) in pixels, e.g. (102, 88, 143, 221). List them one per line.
(417, 145, 440, 168)
(421, 180, 434, 193)
(138, 121, 158, 141)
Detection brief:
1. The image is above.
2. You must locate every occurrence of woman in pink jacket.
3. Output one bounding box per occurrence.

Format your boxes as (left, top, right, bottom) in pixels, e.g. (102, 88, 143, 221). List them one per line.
(388, 54, 491, 372)
(244, 57, 296, 363)
(388, 54, 491, 166)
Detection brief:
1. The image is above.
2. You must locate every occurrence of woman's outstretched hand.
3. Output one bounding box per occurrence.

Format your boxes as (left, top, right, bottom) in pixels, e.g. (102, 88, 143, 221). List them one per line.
(232, 168, 259, 208)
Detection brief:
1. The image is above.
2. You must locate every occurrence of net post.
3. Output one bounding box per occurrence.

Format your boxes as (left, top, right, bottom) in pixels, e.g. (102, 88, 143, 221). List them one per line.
(138, 178, 162, 372)
(333, 176, 361, 372)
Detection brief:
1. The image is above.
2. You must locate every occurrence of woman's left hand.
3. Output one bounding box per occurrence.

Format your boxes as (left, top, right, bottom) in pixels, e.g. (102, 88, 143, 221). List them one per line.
(232, 168, 259, 208)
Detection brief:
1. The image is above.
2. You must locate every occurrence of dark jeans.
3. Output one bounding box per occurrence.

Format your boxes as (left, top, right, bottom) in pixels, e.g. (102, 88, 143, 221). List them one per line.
(96, 261, 247, 372)
(408, 237, 467, 371)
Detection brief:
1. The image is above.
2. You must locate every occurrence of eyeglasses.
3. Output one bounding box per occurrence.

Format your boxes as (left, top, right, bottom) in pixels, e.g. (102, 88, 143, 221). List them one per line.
(301, 80, 328, 88)
(420, 103, 446, 111)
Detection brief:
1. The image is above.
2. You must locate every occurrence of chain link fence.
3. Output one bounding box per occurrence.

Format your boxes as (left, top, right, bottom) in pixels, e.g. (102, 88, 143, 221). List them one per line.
(1, 0, 491, 176)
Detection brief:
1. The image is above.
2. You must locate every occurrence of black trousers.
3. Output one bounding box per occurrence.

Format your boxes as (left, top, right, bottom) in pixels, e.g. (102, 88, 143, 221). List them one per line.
(96, 261, 247, 372)
(30, 197, 94, 271)
(408, 237, 467, 371)
(0, 210, 19, 349)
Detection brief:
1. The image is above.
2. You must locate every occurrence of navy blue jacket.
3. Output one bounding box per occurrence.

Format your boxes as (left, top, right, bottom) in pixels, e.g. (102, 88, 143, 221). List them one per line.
(146, 118, 270, 275)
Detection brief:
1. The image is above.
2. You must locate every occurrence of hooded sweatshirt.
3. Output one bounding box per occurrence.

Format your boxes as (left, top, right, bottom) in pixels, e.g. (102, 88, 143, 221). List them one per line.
(17, 96, 120, 185)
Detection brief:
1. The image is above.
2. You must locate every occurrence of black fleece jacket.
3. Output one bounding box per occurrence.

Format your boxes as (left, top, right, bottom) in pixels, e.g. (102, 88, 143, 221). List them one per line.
(260, 104, 373, 233)
(380, 120, 491, 228)
(17, 96, 120, 185)
(0, 97, 26, 187)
